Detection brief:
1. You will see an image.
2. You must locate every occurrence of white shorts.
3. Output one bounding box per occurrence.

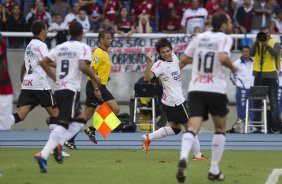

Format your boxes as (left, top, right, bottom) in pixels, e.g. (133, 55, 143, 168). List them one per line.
(0, 94, 13, 130)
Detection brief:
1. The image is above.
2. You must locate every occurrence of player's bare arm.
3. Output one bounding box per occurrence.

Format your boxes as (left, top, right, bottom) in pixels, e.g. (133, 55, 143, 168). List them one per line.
(179, 54, 193, 69)
(144, 52, 155, 81)
(218, 52, 238, 73)
(40, 56, 56, 81)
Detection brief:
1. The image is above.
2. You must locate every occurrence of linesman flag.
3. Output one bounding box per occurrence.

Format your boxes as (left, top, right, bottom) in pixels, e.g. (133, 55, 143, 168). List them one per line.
(93, 102, 121, 138)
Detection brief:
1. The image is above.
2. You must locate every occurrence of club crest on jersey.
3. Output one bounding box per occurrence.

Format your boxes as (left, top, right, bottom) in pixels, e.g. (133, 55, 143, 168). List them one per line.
(93, 57, 99, 63)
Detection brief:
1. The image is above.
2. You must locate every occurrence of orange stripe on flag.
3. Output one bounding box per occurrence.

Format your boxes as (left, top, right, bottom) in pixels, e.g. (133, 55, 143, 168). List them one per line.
(96, 103, 111, 119)
(98, 122, 112, 138)
(93, 102, 121, 138)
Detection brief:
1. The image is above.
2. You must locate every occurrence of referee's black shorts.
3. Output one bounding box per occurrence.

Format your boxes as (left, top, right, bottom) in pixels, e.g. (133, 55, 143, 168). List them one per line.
(85, 80, 114, 108)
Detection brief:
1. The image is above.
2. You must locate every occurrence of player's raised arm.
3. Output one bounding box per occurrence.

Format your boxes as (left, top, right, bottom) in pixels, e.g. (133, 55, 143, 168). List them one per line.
(144, 52, 155, 81)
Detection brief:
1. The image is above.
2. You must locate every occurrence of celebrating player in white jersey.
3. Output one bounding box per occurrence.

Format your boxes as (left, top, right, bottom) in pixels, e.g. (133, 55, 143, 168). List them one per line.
(8, 20, 59, 129)
(176, 12, 238, 183)
(34, 21, 100, 173)
(141, 38, 207, 161)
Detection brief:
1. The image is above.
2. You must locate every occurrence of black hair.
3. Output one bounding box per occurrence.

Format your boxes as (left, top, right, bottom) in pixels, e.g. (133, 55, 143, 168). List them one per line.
(241, 45, 250, 50)
(31, 20, 46, 36)
(98, 30, 112, 42)
(69, 21, 83, 38)
(155, 38, 172, 53)
(212, 12, 228, 31)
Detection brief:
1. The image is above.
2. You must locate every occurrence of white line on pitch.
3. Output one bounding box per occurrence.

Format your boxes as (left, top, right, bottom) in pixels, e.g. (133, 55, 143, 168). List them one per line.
(265, 169, 282, 184)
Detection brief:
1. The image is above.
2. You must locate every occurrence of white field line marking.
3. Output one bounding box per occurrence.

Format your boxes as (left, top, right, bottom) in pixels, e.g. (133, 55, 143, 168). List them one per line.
(265, 169, 282, 184)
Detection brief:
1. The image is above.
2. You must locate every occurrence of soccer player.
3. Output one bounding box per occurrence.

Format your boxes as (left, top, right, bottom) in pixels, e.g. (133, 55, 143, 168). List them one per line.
(7, 20, 58, 129)
(34, 21, 100, 173)
(176, 12, 237, 183)
(141, 38, 207, 161)
(83, 30, 119, 144)
(0, 34, 13, 130)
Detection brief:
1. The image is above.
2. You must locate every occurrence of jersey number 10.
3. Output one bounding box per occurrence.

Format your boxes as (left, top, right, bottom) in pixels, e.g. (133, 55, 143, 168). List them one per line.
(197, 51, 215, 73)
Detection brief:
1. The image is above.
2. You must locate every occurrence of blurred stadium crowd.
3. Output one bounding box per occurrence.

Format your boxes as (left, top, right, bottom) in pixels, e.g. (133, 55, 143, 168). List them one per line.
(0, 0, 282, 48)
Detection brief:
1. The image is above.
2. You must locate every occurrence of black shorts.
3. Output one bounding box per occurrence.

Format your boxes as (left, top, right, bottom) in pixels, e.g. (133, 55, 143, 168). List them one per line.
(55, 90, 81, 122)
(85, 80, 114, 108)
(162, 102, 189, 124)
(188, 91, 229, 119)
(17, 89, 56, 108)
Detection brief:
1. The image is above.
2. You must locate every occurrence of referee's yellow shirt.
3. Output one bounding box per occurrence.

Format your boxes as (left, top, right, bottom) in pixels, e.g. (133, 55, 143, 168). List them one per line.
(88, 47, 111, 85)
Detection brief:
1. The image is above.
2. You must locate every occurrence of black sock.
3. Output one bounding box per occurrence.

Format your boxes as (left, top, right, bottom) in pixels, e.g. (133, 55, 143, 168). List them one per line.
(13, 113, 21, 124)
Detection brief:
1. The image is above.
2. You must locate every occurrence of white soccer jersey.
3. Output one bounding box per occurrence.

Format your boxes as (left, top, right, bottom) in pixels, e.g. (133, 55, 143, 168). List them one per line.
(181, 8, 208, 34)
(47, 40, 92, 92)
(151, 53, 185, 106)
(22, 38, 51, 90)
(184, 31, 233, 94)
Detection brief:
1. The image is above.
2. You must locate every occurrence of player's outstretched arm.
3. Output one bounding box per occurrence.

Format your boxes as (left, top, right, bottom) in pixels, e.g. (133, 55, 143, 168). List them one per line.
(40, 57, 56, 81)
(179, 54, 192, 69)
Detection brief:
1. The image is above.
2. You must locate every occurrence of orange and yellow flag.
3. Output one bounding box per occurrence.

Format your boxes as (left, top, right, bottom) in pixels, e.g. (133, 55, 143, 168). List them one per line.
(93, 102, 121, 138)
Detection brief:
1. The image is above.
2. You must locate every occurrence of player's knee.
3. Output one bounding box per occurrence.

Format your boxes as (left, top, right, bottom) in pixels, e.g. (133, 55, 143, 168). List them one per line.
(171, 127, 182, 135)
(113, 106, 120, 115)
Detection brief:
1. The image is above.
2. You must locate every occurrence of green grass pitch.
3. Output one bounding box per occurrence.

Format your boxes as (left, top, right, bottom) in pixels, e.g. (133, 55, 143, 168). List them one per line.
(0, 149, 281, 184)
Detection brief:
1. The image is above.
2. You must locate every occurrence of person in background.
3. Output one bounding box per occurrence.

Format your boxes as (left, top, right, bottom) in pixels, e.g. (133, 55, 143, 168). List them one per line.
(250, 26, 282, 133)
(86, 0, 103, 32)
(228, 45, 254, 133)
(6, 4, 27, 48)
(114, 7, 135, 36)
(277, 43, 282, 114)
(49, 0, 72, 19)
(25, 1, 52, 29)
(98, 17, 115, 36)
(181, 0, 208, 34)
(136, 13, 152, 33)
(0, 34, 13, 130)
(64, 3, 80, 26)
(76, 9, 93, 33)
(48, 13, 68, 47)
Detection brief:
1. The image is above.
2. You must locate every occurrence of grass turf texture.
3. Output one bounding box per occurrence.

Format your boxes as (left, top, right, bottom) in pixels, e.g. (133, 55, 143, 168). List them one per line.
(0, 149, 281, 184)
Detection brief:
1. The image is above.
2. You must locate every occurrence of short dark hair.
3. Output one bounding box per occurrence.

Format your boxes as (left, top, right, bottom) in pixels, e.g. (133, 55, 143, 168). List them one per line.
(98, 30, 111, 42)
(212, 12, 228, 31)
(241, 45, 250, 50)
(31, 20, 46, 36)
(155, 38, 172, 53)
(69, 21, 83, 38)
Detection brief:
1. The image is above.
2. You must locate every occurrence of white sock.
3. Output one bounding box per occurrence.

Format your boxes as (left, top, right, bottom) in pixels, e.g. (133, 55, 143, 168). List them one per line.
(209, 133, 225, 175)
(180, 132, 195, 162)
(148, 127, 175, 140)
(192, 135, 202, 158)
(41, 125, 67, 159)
(60, 122, 84, 145)
(9, 115, 15, 125)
